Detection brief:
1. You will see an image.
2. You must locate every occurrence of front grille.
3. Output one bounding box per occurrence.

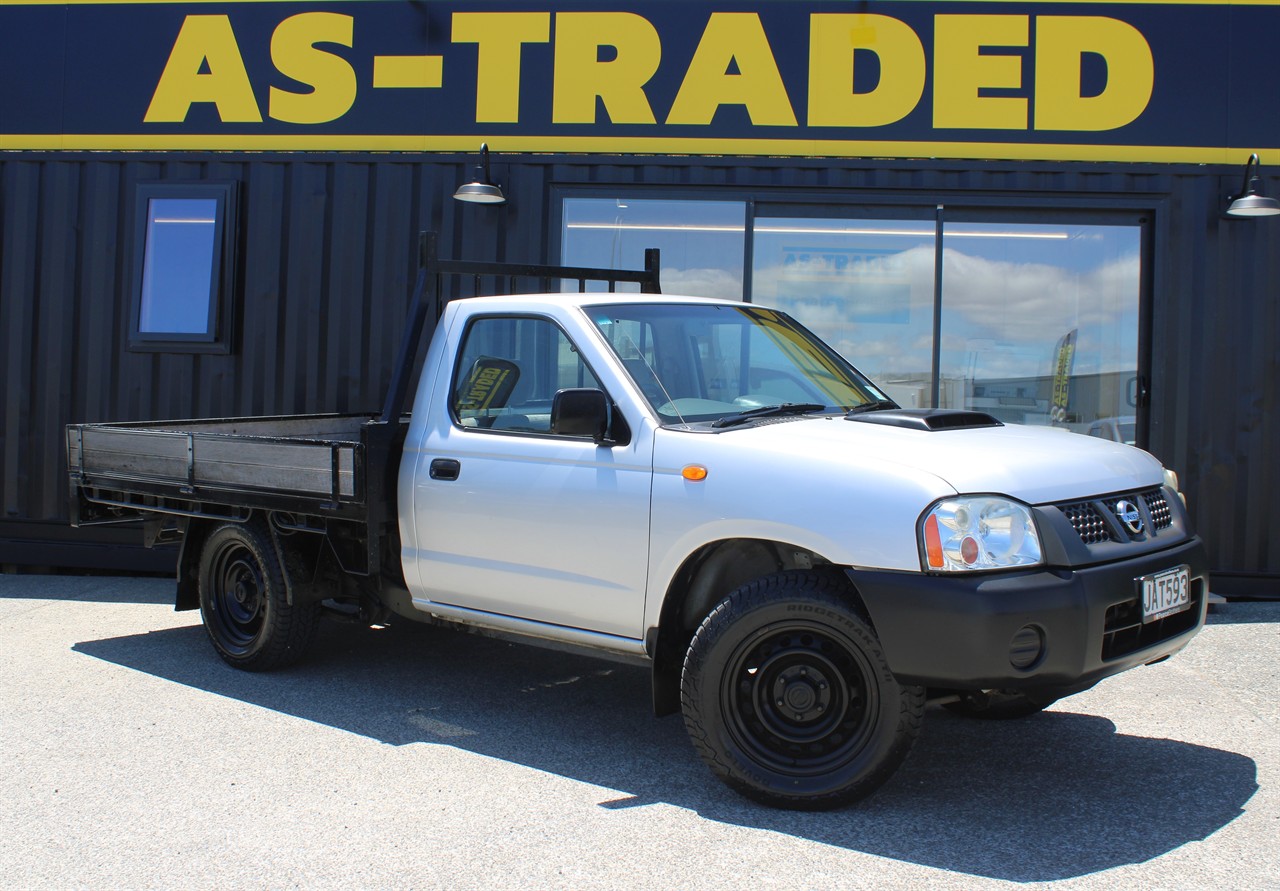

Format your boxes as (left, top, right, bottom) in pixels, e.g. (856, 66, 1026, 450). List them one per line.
(1143, 490, 1174, 530)
(1057, 487, 1173, 545)
(1061, 501, 1113, 544)
(1101, 578, 1202, 661)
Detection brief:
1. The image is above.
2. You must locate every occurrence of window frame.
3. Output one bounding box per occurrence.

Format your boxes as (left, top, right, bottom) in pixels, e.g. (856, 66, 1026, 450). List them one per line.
(127, 181, 238, 354)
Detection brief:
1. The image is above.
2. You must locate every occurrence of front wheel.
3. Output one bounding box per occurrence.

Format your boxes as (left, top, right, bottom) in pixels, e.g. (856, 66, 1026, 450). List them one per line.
(680, 571, 925, 810)
(198, 520, 319, 671)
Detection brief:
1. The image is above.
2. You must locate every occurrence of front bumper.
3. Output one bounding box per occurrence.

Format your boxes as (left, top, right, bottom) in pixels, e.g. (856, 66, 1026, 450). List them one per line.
(847, 536, 1209, 699)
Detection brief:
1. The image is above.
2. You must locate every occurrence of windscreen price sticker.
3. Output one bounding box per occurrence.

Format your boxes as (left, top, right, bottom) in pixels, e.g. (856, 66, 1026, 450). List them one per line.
(1140, 565, 1191, 623)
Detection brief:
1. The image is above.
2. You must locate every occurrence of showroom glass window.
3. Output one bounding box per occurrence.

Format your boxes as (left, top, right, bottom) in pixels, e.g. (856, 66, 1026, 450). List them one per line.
(938, 221, 1141, 436)
(561, 193, 1146, 444)
(561, 197, 746, 298)
(750, 216, 937, 399)
(129, 183, 236, 353)
(752, 214, 1142, 433)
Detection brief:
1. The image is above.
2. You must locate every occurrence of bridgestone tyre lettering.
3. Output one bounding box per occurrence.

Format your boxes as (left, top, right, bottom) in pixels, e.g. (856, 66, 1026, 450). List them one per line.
(198, 520, 319, 671)
(943, 689, 1059, 720)
(680, 571, 925, 810)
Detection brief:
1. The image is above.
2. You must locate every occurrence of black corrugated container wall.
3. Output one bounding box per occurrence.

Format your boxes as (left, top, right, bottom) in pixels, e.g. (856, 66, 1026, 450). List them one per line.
(0, 152, 1276, 593)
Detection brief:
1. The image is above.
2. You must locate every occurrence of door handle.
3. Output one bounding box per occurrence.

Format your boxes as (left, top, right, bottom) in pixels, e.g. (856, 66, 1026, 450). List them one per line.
(429, 458, 461, 481)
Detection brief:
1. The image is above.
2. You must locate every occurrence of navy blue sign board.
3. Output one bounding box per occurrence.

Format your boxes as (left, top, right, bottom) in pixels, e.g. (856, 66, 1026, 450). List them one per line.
(1, 0, 1276, 163)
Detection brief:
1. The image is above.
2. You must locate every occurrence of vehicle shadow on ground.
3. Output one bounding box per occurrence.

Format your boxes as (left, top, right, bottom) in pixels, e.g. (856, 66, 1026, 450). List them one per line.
(74, 619, 1257, 883)
(0, 575, 173, 605)
(1207, 602, 1279, 625)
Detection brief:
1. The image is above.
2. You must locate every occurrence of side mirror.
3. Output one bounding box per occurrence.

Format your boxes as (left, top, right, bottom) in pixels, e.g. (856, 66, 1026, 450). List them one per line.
(551, 388, 609, 442)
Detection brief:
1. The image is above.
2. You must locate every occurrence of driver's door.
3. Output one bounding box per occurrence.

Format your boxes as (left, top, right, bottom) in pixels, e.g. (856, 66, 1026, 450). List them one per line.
(409, 314, 653, 639)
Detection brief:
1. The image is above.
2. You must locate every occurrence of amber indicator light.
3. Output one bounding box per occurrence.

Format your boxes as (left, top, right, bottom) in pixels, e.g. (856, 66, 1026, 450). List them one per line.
(924, 514, 945, 568)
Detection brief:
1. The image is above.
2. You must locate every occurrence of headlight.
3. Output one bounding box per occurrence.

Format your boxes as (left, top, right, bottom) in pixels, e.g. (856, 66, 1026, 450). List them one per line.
(920, 496, 1042, 572)
(1163, 467, 1187, 506)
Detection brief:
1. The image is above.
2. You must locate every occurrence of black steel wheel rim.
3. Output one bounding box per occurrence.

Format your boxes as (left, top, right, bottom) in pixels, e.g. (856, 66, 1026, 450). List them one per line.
(721, 620, 879, 777)
(208, 540, 265, 653)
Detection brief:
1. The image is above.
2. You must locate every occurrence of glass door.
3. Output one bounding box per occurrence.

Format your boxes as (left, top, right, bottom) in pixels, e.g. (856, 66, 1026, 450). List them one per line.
(749, 209, 939, 409)
(752, 206, 1145, 441)
(938, 217, 1143, 439)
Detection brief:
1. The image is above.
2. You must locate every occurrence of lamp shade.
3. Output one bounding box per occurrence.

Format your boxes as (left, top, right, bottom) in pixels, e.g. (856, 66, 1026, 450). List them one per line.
(453, 143, 506, 204)
(453, 181, 506, 204)
(1224, 152, 1280, 218)
(1225, 192, 1280, 217)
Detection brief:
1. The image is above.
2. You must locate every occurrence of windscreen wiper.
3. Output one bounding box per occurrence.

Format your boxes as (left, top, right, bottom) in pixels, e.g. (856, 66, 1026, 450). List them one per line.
(844, 398, 899, 418)
(711, 403, 828, 429)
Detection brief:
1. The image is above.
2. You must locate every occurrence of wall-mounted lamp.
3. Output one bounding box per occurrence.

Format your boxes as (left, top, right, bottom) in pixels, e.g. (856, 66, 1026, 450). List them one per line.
(453, 143, 506, 205)
(1225, 152, 1280, 218)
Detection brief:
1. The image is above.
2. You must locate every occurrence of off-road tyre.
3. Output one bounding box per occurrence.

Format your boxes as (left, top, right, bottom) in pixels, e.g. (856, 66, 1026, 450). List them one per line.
(943, 689, 1059, 720)
(198, 519, 320, 671)
(680, 570, 925, 810)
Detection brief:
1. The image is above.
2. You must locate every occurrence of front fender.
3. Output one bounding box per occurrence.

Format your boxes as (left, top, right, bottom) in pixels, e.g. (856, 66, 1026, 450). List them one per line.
(644, 430, 955, 632)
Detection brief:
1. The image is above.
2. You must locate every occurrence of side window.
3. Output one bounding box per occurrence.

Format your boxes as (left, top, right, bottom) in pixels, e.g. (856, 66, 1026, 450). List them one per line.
(128, 182, 237, 353)
(452, 316, 602, 434)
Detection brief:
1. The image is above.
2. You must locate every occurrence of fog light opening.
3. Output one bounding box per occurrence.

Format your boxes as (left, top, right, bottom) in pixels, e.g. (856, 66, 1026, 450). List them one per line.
(1009, 624, 1045, 670)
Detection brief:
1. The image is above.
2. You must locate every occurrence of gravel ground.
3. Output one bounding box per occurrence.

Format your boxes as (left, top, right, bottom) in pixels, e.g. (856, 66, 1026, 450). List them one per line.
(2, 574, 1277, 890)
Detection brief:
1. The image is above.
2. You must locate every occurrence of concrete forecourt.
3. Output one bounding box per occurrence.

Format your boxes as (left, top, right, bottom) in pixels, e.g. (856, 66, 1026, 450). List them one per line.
(1, 573, 1276, 889)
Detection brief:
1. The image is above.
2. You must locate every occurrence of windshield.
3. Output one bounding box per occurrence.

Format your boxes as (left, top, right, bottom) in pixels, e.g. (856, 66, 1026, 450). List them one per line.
(587, 303, 890, 424)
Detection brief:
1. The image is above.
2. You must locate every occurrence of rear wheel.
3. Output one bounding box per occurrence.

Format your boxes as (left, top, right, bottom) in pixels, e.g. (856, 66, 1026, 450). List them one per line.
(680, 571, 924, 810)
(198, 520, 319, 671)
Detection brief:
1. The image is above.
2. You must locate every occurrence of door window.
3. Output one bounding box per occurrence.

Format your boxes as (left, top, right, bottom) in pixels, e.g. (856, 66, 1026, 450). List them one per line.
(451, 316, 602, 434)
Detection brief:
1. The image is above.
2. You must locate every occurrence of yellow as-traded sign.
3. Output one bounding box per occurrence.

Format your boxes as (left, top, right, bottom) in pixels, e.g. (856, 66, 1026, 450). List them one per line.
(1, 1, 1275, 164)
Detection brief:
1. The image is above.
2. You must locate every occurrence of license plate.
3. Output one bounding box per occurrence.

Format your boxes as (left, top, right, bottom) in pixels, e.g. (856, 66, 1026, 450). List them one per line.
(1140, 565, 1192, 623)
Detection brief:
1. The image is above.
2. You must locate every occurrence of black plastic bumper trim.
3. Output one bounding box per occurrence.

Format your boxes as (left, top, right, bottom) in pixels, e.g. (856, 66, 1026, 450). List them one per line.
(847, 536, 1209, 699)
